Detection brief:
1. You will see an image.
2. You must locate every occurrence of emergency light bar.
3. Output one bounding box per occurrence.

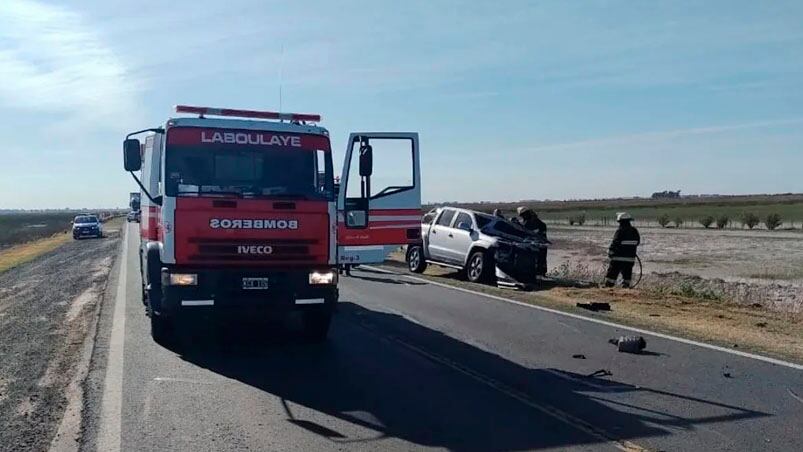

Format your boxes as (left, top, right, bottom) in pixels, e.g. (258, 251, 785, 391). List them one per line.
(175, 105, 321, 123)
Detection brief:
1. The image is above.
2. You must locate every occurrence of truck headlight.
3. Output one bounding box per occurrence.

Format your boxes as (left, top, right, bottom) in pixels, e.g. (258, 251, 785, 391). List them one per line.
(169, 273, 198, 286)
(309, 270, 336, 285)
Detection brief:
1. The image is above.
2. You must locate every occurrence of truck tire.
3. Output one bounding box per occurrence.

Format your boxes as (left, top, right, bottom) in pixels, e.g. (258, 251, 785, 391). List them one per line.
(466, 250, 494, 283)
(145, 245, 163, 310)
(406, 245, 427, 273)
(301, 310, 332, 342)
(150, 313, 175, 346)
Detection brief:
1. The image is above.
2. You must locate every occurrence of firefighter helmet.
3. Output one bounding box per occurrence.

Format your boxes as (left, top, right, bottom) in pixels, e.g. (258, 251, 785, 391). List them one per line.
(616, 212, 633, 222)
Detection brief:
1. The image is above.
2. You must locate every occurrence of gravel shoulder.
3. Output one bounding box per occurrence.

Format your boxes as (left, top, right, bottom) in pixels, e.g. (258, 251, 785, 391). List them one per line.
(0, 223, 122, 452)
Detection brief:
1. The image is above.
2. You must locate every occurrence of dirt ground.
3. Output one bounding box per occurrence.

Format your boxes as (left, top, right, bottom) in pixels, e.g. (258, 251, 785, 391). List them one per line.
(548, 225, 803, 314)
(0, 222, 121, 451)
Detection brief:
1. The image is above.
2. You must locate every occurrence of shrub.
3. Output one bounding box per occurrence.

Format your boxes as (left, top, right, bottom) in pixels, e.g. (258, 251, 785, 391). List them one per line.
(765, 213, 782, 231)
(657, 214, 671, 228)
(741, 212, 760, 229)
(699, 216, 715, 229)
(715, 215, 729, 229)
(568, 214, 586, 226)
(674, 217, 684, 228)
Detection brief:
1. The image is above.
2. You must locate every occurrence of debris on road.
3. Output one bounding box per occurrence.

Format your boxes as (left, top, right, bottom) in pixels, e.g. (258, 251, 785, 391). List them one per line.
(576, 302, 611, 312)
(788, 388, 803, 405)
(609, 335, 647, 353)
(572, 354, 586, 359)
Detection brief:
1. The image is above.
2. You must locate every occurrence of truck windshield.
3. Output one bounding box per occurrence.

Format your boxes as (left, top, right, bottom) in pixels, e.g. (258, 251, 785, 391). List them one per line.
(74, 216, 97, 224)
(164, 144, 334, 200)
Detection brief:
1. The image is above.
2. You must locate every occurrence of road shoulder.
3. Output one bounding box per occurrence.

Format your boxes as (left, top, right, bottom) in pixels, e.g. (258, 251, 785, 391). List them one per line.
(379, 259, 803, 367)
(77, 230, 126, 452)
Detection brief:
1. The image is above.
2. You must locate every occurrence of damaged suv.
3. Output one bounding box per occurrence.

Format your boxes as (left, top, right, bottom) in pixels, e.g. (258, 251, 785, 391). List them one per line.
(406, 207, 548, 287)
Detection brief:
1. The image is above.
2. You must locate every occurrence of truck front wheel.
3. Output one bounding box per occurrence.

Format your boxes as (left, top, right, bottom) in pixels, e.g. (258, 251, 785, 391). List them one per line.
(301, 309, 332, 342)
(150, 313, 175, 346)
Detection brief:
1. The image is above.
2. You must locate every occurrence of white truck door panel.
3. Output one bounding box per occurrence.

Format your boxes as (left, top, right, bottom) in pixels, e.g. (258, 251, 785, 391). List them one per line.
(337, 133, 421, 264)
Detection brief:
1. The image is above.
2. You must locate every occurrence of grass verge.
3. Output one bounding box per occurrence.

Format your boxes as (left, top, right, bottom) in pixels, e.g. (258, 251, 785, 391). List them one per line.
(383, 254, 803, 365)
(0, 217, 124, 274)
(0, 232, 73, 274)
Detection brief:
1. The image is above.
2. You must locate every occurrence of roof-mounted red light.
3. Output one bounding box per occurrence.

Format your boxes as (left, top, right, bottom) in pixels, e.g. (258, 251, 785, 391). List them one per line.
(175, 105, 321, 123)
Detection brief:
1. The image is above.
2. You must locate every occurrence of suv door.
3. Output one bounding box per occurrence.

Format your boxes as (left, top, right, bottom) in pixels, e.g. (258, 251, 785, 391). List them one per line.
(427, 208, 457, 261)
(447, 211, 476, 264)
(337, 133, 421, 264)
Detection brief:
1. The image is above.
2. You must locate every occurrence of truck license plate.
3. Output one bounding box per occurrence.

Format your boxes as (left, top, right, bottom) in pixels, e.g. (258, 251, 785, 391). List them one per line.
(242, 277, 270, 290)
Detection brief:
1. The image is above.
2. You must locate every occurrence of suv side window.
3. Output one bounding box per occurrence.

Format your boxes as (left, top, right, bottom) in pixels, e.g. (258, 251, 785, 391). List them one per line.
(454, 212, 473, 230)
(422, 208, 438, 224)
(436, 209, 456, 227)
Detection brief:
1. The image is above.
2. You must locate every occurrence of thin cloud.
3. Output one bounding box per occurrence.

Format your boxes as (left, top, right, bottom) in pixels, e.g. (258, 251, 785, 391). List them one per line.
(525, 118, 803, 153)
(0, 0, 140, 123)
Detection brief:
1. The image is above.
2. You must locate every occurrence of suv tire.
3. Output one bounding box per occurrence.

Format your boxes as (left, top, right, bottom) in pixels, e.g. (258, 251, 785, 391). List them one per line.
(406, 245, 427, 273)
(466, 250, 494, 283)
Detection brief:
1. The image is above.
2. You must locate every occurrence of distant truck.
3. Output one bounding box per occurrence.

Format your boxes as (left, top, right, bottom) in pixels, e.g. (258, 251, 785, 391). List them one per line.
(122, 105, 421, 344)
(129, 192, 141, 212)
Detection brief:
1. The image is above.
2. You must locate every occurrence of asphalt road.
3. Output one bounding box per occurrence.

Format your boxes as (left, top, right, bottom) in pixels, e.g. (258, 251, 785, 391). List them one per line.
(83, 223, 803, 451)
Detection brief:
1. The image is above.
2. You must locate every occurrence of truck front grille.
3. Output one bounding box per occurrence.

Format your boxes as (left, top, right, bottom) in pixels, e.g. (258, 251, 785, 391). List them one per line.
(186, 238, 320, 262)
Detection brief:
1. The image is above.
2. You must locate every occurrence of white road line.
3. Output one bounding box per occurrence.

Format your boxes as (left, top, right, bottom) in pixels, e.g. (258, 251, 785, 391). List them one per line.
(97, 226, 128, 452)
(364, 265, 803, 371)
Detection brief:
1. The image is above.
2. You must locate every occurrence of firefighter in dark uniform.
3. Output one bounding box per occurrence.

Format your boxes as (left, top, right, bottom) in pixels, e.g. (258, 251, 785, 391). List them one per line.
(605, 212, 640, 288)
(517, 207, 549, 276)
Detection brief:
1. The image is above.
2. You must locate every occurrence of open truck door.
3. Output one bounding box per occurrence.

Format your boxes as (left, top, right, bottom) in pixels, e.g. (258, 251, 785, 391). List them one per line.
(337, 133, 421, 264)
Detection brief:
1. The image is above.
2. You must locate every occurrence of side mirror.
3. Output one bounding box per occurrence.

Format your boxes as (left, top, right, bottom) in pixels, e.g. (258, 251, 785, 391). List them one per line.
(359, 142, 373, 177)
(456, 221, 472, 232)
(123, 138, 142, 171)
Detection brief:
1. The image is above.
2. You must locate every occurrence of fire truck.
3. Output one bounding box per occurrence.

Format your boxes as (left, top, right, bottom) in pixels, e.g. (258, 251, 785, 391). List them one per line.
(123, 105, 421, 343)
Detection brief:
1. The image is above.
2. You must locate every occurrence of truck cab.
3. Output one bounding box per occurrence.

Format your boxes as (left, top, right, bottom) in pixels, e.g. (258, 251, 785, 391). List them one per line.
(123, 106, 420, 344)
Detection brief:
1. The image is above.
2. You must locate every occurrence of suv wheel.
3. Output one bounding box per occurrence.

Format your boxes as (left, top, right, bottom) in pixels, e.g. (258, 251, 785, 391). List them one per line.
(466, 250, 493, 283)
(406, 245, 427, 273)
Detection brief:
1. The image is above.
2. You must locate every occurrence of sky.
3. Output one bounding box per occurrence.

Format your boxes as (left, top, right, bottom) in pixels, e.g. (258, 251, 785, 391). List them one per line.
(0, 0, 802, 209)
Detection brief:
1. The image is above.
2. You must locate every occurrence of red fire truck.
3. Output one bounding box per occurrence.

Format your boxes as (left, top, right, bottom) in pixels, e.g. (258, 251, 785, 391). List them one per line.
(123, 105, 421, 343)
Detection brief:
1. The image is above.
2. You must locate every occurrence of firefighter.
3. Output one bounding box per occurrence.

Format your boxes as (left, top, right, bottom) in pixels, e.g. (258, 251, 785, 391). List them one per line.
(605, 212, 641, 288)
(516, 207, 548, 276)
(339, 263, 359, 276)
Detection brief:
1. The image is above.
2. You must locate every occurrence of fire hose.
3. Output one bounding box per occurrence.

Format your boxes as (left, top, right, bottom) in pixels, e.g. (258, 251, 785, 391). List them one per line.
(631, 254, 643, 288)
